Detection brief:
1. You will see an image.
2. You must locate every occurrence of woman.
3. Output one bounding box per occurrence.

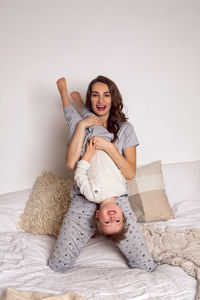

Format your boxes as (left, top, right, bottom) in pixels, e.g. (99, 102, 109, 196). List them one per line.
(48, 76, 157, 272)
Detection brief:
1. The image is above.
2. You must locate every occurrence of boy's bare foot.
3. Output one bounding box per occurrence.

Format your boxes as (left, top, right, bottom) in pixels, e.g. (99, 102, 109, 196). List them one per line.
(56, 77, 71, 107)
(57, 77, 68, 95)
(70, 91, 84, 108)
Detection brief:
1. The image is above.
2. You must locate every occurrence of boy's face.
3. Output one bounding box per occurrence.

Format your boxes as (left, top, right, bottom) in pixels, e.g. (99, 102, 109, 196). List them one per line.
(96, 202, 123, 235)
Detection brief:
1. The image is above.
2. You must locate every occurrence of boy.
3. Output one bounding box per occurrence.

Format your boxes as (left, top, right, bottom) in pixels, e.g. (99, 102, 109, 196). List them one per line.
(66, 91, 128, 239)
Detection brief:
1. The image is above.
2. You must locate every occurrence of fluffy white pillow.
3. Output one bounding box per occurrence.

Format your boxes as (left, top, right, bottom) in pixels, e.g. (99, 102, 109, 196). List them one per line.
(162, 160, 200, 207)
(0, 189, 31, 233)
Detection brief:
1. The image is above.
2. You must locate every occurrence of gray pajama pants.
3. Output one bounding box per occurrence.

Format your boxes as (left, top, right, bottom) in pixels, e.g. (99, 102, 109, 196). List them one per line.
(48, 185, 157, 272)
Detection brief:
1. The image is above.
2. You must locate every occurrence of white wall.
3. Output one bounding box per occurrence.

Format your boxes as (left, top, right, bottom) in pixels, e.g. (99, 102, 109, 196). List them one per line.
(0, 0, 200, 195)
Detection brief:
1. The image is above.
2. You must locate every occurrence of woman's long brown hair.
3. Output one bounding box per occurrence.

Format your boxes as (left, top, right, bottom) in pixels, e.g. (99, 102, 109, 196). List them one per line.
(85, 75, 127, 142)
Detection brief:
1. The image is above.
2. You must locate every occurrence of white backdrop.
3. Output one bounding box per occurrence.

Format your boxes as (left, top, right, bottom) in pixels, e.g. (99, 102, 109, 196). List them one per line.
(0, 0, 200, 194)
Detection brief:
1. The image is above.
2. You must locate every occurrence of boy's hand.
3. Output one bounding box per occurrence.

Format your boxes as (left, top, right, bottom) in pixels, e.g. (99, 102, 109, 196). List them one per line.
(81, 138, 97, 162)
(91, 136, 112, 152)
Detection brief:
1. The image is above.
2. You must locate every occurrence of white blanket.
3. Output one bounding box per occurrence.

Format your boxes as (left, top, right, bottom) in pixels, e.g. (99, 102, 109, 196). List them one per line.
(140, 225, 200, 300)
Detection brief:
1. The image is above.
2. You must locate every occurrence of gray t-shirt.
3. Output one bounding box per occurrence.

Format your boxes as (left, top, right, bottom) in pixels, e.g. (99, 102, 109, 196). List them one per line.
(114, 121, 139, 154)
(64, 105, 139, 197)
(63, 105, 139, 155)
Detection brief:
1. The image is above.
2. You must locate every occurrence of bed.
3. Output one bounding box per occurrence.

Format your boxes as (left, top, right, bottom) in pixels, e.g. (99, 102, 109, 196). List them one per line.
(0, 160, 200, 300)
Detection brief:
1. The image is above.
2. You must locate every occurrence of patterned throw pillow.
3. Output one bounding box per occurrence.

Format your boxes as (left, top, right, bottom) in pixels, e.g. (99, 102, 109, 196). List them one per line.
(127, 161, 174, 222)
(19, 171, 74, 236)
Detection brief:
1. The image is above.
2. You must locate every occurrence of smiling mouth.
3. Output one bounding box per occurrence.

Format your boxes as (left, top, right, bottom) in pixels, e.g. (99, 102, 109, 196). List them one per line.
(96, 105, 106, 111)
(107, 210, 116, 215)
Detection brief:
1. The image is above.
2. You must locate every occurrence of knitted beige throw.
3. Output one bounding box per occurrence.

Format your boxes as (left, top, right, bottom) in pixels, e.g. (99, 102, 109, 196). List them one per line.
(2, 289, 88, 300)
(140, 224, 200, 300)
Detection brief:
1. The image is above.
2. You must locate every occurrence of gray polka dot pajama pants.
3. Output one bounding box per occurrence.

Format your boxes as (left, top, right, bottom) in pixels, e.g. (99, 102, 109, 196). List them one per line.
(48, 190, 157, 272)
(116, 196, 157, 271)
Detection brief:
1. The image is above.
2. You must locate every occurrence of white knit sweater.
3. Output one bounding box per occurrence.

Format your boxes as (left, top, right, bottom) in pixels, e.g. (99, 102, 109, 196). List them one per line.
(74, 150, 127, 203)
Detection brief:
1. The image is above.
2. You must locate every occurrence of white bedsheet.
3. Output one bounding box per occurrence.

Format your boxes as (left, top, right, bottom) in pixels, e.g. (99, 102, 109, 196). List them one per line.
(0, 189, 200, 299)
(0, 231, 197, 299)
(151, 198, 200, 230)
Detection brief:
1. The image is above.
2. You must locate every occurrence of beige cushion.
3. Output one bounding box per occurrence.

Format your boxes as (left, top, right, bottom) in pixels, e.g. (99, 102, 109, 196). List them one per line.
(127, 161, 174, 222)
(19, 171, 74, 236)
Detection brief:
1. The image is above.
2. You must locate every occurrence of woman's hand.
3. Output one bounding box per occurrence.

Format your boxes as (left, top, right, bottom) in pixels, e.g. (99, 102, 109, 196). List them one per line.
(79, 115, 102, 130)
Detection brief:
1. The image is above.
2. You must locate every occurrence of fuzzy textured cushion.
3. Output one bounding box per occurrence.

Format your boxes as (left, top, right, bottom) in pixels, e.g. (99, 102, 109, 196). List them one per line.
(127, 161, 175, 222)
(19, 171, 74, 236)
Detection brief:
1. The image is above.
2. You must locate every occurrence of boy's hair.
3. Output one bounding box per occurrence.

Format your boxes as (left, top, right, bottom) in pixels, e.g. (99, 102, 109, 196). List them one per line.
(94, 213, 128, 244)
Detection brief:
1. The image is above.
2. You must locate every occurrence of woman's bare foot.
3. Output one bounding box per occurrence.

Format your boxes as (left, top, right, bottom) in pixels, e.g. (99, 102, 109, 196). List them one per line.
(70, 91, 84, 108)
(56, 77, 71, 107)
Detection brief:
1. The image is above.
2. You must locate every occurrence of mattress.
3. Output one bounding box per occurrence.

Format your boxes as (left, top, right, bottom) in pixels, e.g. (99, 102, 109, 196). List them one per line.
(0, 184, 199, 299)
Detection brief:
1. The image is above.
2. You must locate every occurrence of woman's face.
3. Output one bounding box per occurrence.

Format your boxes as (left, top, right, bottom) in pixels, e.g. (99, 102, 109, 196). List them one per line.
(90, 82, 112, 118)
